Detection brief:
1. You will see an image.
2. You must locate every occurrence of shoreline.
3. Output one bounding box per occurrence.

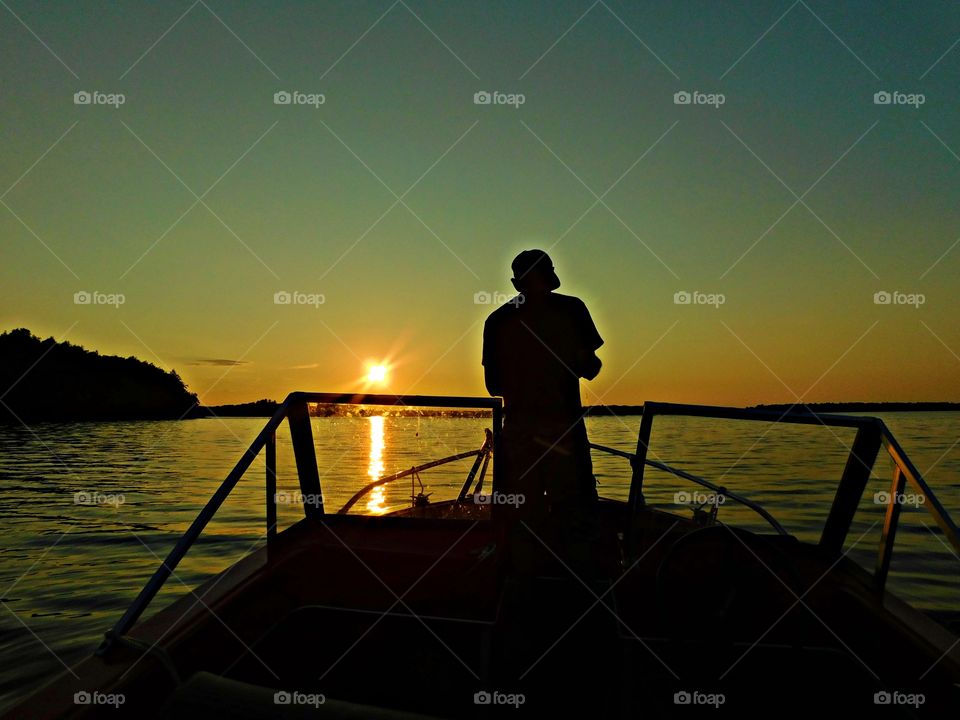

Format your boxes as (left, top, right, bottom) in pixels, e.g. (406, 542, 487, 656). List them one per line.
(6, 400, 958, 423)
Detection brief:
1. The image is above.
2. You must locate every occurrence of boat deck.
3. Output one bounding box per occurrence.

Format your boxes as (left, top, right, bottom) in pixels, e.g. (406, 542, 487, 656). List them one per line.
(134, 506, 955, 717)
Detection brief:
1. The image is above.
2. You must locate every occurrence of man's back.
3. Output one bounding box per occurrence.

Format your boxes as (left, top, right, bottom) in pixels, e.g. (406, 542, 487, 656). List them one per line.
(483, 292, 602, 425)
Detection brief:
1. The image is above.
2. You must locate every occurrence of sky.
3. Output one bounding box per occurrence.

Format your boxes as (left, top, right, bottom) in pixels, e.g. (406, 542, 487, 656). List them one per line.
(2, 0, 960, 406)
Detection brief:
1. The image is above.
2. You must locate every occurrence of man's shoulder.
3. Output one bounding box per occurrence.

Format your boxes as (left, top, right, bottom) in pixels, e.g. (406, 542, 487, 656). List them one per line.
(548, 292, 587, 311)
(485, 301, 521, 324)
(486, 293, 587, 326)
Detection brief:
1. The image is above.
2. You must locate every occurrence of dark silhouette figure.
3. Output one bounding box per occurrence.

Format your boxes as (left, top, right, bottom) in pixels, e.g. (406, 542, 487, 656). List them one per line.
(483, 252, 619, 714)
(0, 328, 199, 422)
(482, 250, 603, 577)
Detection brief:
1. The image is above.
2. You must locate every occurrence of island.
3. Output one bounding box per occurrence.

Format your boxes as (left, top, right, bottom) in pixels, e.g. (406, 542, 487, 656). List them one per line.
(0, 328, 200, 422)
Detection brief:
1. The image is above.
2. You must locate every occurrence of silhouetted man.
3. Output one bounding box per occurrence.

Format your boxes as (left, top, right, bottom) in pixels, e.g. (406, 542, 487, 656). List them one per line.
(482, 249, 603, 576)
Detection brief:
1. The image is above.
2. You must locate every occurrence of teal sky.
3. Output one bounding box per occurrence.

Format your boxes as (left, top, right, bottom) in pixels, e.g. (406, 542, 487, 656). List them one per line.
(2, 1, 960, 405)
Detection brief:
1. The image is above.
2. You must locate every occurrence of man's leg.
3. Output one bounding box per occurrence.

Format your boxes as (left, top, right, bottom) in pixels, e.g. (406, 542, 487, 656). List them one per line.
(498, 424, 548, 577)
(542, 422, 603, 581)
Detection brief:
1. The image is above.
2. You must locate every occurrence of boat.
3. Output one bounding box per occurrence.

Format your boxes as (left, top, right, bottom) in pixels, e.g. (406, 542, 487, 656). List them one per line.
(4, 392, 959, 718)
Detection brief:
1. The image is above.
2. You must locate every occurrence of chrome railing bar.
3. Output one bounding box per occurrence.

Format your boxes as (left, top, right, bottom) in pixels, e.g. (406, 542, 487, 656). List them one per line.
(338, 448, 486, 515)
(289, 391, 501, 410)
(589, 442, 788, 536)
(639, 401, 876, 429)
(457, 429, 493, 500)
(98, 396, 294, 653)
(878, 421, 960, 555)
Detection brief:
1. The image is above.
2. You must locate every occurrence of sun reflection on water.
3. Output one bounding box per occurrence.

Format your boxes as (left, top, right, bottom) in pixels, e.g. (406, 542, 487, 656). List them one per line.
(366, 415, 387, 514)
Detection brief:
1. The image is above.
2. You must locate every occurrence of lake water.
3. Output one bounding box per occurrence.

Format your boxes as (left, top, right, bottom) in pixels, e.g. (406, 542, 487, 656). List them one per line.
(1, 411, 958, 712)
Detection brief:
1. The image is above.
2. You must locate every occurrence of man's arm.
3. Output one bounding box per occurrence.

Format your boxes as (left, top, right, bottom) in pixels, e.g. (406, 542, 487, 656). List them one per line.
(484, 364, 502, 396)
(577, 350, 602, 380)
(575, 298, 603, 380)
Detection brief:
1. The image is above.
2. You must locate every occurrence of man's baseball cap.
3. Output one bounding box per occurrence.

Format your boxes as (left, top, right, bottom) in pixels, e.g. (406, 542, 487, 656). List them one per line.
(511, 249, 560, 291)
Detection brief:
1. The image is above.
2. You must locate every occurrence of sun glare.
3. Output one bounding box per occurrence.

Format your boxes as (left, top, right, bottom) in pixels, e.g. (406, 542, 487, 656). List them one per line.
(367, 364, 388, 384)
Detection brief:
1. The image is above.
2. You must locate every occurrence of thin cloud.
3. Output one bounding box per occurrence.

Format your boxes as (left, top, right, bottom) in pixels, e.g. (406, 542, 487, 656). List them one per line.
(187, 358, 251, 367)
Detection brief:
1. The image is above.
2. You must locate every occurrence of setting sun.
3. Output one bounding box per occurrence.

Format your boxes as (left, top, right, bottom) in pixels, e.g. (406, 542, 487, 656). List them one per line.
(366, 364, 388, 384)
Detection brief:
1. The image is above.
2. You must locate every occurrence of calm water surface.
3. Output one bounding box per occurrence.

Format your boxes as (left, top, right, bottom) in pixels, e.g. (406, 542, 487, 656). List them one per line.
(1, 412, 958, 711)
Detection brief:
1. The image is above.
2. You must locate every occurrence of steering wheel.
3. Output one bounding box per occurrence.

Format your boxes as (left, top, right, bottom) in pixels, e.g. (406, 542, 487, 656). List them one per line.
(655, 525, 803, 642)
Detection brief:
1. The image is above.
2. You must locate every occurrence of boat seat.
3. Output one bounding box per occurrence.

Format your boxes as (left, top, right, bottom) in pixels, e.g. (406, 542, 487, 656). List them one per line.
(159, 671, 444, 720)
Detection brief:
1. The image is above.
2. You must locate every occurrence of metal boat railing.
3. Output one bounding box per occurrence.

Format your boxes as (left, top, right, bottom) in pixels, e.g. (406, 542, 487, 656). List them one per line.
(338, 428, 493, 514)
(99, 392, 502, 652)
(619, 402, 960, 592)
(589, 441, 788, 535)
(100, 394, 958, 653)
